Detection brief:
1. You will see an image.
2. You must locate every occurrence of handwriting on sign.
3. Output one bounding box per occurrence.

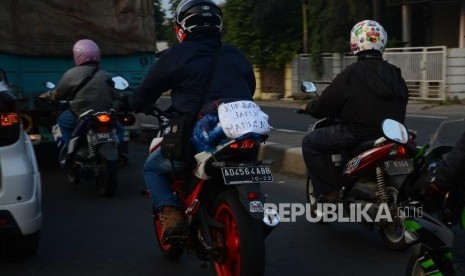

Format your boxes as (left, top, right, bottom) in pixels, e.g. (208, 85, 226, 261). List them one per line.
(218, 100, 270, 139)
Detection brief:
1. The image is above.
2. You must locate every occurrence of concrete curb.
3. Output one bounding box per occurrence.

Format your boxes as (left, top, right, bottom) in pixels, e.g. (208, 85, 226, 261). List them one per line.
(259, 143, 307, 179)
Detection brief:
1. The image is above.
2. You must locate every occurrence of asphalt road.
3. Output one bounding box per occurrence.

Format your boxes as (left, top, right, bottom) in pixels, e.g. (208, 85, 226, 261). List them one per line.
(0, 141, 411, 276)
(1, 102, 463, 276)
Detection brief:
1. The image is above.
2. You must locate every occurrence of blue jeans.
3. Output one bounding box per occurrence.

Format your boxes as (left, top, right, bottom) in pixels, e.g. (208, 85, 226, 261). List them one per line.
(143, 147, 191, 211)
(57, 109, 125, 146)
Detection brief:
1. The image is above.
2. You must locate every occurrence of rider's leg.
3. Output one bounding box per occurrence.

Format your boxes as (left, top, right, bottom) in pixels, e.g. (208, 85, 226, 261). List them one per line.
(302, 125, 358, 200)
(56, 109, 77, 166)
(144, 148, 190, 239)
(56, 109, 77, 146)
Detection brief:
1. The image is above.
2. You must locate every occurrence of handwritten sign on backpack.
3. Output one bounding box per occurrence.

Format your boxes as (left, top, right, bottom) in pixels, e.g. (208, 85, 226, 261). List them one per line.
(218, 100, 270, 139)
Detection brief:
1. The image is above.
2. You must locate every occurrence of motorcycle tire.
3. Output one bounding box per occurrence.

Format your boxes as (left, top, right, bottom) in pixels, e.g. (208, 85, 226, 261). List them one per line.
(306, 176, 317, 205)
(379, 189, 408, 251)
(379, 222, 408, 251)
(210, 190, 265, 276)
(153, 213, 185, 261)
(97, 159, 117, 197)
(66, 163, 80, 185)
(406, 252, 427, 276)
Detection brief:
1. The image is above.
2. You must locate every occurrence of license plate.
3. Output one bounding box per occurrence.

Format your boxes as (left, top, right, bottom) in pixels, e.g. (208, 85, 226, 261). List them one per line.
(92, 133, 116, 144)
(221, 166, 273, 185)
(384, 159, 413, 175)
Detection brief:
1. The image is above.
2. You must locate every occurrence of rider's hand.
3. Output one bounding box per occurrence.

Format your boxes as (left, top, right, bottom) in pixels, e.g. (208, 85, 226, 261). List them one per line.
(38, 92, 51, 100)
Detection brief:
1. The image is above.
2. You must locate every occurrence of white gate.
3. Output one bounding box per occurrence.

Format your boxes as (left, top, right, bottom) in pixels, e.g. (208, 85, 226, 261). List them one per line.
(297, 46, 447, 101)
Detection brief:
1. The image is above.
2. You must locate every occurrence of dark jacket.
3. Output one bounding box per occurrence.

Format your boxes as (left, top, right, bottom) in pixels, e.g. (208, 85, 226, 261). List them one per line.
(305, 50, 409, 140)
(435, 131, 465, 191)
(129, 33, 256, 115)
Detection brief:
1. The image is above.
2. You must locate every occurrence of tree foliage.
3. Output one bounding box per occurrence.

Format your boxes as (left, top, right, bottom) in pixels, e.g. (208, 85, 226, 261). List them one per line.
(308, 0, 371, 76)
(223, 0, 302, 69)
(153, 0, 171, 43)
(156, 0, 374, 74)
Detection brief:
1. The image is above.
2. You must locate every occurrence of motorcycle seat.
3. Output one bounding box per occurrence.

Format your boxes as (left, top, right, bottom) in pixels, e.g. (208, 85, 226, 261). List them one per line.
(349, 139, 377, 156)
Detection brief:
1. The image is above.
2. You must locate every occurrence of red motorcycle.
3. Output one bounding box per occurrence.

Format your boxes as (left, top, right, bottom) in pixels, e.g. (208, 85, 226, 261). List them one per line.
(147, 105, 277, 276)
(300, 81, 418, 250)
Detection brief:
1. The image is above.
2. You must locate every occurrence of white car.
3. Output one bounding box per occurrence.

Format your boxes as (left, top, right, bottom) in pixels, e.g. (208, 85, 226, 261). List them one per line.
(0, 69, 42, 257)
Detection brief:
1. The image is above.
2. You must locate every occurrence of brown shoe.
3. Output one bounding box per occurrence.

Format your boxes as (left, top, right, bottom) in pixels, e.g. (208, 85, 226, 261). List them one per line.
(159, 206, 188, 242)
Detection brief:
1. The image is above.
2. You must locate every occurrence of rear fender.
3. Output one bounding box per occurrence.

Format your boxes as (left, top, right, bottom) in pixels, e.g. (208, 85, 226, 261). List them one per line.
(236, 184, 265, 219)
(404, 209, 454, 249)
(68, 137, 79, 154)
(97, 142, 118, 161)
(235, 184, 278, 237)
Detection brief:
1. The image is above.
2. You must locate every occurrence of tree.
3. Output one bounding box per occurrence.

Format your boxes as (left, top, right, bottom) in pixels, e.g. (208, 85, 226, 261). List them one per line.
(308, 0, 371, 77)
(153, 0, 171, 43)
(223, 0, 302, 69)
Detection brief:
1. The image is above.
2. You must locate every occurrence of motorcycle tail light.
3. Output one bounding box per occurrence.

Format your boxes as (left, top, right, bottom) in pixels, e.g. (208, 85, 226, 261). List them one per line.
(97, 114, 111, 123)
(228, 139, 258, 149)
(389, 144, 407, 158)
(1, 112, 18, 127)
(118, 114, 136, 126)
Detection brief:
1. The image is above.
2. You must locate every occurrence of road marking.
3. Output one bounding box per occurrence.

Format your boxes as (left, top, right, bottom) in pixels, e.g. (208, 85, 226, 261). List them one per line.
(273, 128, 307, 133)
(406, 114, 447, 119)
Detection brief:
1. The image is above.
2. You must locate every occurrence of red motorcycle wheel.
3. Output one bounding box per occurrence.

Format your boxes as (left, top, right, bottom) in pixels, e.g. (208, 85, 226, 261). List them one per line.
(210, 190, 265, 276)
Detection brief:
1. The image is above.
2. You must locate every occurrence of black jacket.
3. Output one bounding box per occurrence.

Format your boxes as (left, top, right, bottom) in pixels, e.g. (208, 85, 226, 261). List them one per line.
(129, 33, 256, 115)
(306, 50, 409, 140)
(435, 131, 465, 191)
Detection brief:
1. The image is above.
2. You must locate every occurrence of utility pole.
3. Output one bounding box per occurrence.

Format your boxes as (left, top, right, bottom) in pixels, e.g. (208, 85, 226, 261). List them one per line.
(302, 0, 308, 54)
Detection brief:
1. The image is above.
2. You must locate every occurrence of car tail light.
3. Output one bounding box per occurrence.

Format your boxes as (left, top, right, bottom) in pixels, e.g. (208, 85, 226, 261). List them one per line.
(97, 114, 111, 123)
(0, 91, 20, 146)
(1, 112, 18, 127)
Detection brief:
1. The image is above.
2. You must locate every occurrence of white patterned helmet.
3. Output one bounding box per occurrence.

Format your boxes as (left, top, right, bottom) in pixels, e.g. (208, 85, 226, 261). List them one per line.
(350, 20, 387, 55)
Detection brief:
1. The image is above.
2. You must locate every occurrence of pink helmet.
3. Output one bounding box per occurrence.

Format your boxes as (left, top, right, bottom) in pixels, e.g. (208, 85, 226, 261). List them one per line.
(72, 39, 101, 66)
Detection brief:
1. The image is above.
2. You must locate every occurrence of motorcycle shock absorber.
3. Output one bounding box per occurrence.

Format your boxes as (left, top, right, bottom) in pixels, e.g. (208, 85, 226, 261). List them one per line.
(87, 135, 96, 158)
(376, 166, 388, 202)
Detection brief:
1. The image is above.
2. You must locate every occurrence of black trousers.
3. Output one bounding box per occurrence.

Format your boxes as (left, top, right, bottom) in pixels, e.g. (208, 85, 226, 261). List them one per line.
(302, 124, 359, 197)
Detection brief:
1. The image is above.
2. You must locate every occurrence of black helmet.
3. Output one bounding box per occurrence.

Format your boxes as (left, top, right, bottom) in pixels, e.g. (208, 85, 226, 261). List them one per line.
(174, 0, 223, 43)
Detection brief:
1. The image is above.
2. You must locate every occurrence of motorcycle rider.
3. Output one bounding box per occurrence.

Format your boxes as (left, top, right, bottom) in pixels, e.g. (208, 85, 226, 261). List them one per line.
(417, 130, 465, 275)
(299, 20, 409, 202)
(40, 39, 125, 163)
(123, 0, 256, 241)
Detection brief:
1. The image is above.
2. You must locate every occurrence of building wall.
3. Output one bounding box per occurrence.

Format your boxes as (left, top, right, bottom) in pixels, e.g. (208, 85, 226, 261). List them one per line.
(446, 48, 465, 99)
(431, 2, 461, 48)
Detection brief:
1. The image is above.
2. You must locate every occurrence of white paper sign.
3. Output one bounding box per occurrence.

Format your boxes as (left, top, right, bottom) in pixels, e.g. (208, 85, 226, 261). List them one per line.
(218, 100, 270, 139)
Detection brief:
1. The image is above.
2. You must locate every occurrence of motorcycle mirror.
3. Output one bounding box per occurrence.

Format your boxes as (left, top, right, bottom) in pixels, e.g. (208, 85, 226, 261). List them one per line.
(111, 76, 129, 90)
(44, 81, 56, 90)
(382, 119, 409, 144)
(300, 81, 317, 93)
